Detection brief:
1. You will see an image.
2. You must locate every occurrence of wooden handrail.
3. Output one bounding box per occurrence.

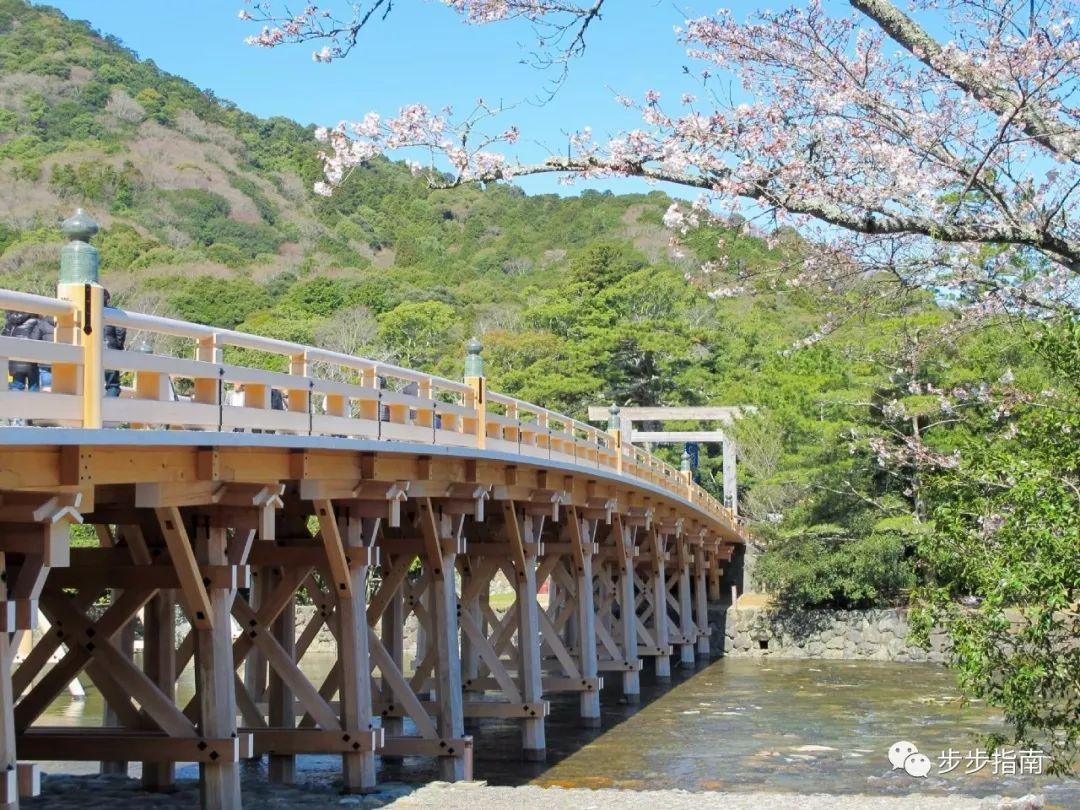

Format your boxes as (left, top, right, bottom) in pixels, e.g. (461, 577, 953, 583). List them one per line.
(0, 289, 730, 521)
(0, 289, 77, 319)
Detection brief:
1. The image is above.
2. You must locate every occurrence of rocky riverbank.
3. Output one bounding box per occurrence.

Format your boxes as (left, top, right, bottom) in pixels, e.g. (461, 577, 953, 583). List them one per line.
(24, 776, 1046, 810)
(713, 606, 948, 662)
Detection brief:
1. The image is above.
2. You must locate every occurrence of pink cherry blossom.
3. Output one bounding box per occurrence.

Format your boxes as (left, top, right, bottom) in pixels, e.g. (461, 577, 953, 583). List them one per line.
(240, 0, 1080, 319)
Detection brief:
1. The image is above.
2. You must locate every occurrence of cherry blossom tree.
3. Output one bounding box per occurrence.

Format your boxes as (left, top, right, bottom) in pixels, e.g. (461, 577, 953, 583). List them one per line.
(240, 2, 1080, 763)
(241, 0, 1079, 316)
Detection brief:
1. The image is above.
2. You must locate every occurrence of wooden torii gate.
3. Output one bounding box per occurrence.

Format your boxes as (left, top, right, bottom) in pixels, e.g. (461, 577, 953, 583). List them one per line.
(581, 405, 753, 675)
(586, 405, 754, 517)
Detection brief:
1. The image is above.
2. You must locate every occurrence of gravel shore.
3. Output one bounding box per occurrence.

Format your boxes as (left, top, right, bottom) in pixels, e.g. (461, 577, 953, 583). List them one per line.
(389, 783, 1044, 809)
(23, 774, 1048, 810)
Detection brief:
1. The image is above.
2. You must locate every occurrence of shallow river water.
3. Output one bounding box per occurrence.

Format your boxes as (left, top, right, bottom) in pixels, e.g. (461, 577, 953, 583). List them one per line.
(33, 654, 1080, 805)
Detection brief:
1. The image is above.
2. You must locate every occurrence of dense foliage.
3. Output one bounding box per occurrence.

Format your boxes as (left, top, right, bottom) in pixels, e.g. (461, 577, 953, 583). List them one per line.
(909, 320, 1080, 771)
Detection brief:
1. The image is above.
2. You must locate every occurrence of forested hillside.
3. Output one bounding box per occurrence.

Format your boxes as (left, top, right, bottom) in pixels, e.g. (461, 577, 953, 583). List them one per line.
(0, 0, 1052, 609)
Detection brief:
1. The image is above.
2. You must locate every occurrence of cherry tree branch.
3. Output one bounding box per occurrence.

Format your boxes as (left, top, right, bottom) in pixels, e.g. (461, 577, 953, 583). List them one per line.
(850, 0, 1080, 163)
(440, 154, 1080, 271)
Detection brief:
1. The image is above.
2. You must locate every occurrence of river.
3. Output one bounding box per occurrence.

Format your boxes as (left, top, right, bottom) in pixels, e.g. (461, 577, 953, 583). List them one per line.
(31, 654, 1080, 805)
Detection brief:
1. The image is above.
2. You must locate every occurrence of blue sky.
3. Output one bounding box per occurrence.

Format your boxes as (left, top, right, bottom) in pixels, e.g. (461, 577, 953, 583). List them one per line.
(36, 0, 747, 198)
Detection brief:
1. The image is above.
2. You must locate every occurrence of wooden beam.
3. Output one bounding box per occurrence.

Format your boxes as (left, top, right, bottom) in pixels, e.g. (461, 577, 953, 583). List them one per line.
(45, 565, 249, 590)
(630, 430, 728, 444)
(586, 405, 755, 422)
(313, 500, 352, 598)
(249, 728, 382, 755)
(154, 507, 213, 630)
(17, 730, 252, 763)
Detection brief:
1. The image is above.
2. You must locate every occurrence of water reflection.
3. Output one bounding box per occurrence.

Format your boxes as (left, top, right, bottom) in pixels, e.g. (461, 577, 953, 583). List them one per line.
(32, 654, 1080, 803)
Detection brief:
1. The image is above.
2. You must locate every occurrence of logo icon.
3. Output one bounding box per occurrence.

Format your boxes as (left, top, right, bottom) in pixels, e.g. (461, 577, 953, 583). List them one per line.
(888, 740, 930, 777)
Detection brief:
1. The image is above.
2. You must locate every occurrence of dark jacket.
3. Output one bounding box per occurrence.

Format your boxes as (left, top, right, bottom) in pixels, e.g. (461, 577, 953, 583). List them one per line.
(3, 311, 47, 377)
(38, 317, 55, 374)
(105, 323, 126, 351)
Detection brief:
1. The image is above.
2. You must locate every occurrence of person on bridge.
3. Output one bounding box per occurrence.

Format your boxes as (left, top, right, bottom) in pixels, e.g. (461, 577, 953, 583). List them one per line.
(38, 315, 55, 391)
(2, 310, 49, 392)
(102, 290, 126, 398)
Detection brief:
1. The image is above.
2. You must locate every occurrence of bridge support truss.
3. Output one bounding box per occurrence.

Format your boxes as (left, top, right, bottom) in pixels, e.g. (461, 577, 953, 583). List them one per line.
(0, 441, 737, 809)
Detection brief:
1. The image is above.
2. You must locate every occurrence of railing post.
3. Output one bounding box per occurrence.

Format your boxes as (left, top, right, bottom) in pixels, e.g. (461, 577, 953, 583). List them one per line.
(607, 404, 623, 474)
(463, 338, 486, 449)
(56, 209, 104, 429)
(287, 352, 310, 428)
(193, 334, 221, 404)
(723, 436, 738, 517)
(681, 449, 693, 498)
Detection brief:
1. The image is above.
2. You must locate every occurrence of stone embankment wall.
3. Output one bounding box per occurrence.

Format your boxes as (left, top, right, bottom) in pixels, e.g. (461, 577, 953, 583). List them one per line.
(710, 605, 948, 663)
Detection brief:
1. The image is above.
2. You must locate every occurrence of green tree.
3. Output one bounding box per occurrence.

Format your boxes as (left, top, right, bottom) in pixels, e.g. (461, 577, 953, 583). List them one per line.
(911, 319, 1080, 772)
(377, 300, 461, 369)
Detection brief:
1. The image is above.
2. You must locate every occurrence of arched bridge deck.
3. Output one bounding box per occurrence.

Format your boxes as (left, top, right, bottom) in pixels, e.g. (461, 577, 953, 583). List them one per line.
(0, 285, 744, 809)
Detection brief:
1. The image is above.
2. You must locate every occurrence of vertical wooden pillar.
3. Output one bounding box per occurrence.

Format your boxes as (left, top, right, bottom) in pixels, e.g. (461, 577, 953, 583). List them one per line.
(429, 551, 465, 781)
(707, 549, 722, 602)
(142, 590, 176, 791)
(619, 523, 640, 703)
(99, 596, 134, 775)
(0, 554, 17, 810)
(266, 570, 296, 784)
(412, 588, 428, 673)
(572, 518, 600, 727)
(599, 566, 615, 637)
(242, 577, 267, 747)
(460, 565, 480, 691)
(338, 513, 377, 792)
(652, 534, 671, 680)
(677, 539, 695, 667)
(380, 571, 404, 752)
(564, 573, 579, 654)
(694, 544, 710, 657)
(515, 515, 545, 761)
(478, 579, 491, 662)
(57, 278, 104, 429)
(195, 524, 242, 810)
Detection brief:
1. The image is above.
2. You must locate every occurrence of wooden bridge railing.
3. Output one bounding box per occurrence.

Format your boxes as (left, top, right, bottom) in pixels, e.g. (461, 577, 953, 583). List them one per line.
(0, 286, 734, 527)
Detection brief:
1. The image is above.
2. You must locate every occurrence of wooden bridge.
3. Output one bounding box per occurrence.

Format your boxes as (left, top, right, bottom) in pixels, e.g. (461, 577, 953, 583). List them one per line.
(0, 215, 744, 809)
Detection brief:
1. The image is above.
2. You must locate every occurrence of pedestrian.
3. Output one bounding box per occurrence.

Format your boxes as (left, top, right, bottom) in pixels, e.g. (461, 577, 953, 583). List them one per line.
(102, 290, 126, 398)
(378, 375, 390, 422)
(229, 384, 246, 432)
(402, 380, 442, 428)
(2, 310, 47, 392)
(38, 316, 54, 391)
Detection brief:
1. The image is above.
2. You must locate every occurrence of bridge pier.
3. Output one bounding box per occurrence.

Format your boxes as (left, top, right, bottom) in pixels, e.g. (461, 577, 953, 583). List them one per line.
(567, 508, 601, 727)
(0, 553, 19, 810)
(142, 589, 177, 791)
(377, 558, 405, 760)
(194, 523, 242, 810)
(647, 530, 672, 680)
(676, 537, 697, 668)
(508, 508, 546, 760)
(694, 545, 710, 658)
(337, 513, 378, 792)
